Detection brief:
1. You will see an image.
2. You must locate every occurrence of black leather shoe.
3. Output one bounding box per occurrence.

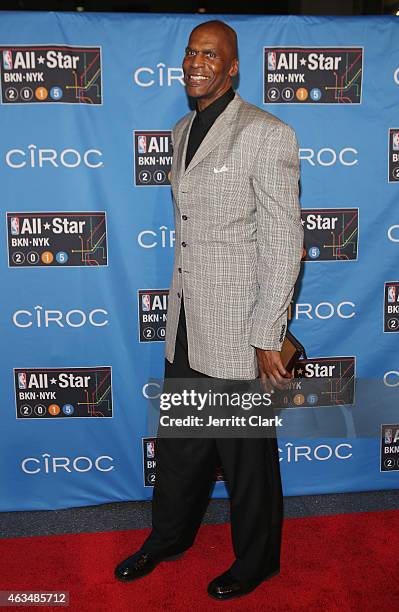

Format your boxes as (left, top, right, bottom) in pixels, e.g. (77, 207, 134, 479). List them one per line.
(114, 550, 185, 582)
(207, 568, 280, 600)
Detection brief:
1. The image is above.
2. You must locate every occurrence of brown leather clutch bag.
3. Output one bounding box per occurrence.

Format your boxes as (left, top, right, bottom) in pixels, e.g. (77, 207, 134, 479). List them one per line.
(280, 329, 307, 373)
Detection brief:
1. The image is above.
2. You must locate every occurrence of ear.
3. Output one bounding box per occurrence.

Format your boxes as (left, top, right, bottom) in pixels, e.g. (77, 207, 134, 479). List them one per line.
(229, 58, 239, 78)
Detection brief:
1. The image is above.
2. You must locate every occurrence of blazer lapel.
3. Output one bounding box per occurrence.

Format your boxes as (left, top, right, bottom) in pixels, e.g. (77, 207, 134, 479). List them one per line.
(175, 111, 195, 182)
(180, 93, 243, 178)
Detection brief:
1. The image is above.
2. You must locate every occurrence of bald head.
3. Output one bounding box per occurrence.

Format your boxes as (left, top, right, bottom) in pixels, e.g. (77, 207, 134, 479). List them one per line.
(190, 20, 238, 61)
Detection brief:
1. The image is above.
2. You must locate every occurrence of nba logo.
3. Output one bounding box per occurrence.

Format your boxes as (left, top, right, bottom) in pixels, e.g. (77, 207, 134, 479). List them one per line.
(385, 428, 393, 444)
(388, 286, 396, 303)
(138, 135, 147, 154)
(3, 50, 13, 70)
(146, 440, 155, 458)
(11, 217, 19, 235)
(18, 372, 27, 389)
(142, 294, 151, 311)
(268, 51, 276, 71)
(393, 132, 399, 151)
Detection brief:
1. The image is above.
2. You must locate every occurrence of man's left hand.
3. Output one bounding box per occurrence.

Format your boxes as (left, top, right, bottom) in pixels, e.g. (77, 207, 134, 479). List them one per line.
(256, 348, 293, 391)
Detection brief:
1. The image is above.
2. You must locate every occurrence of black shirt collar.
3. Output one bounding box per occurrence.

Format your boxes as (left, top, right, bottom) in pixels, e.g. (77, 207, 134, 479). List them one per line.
(196, 88, 235, 130)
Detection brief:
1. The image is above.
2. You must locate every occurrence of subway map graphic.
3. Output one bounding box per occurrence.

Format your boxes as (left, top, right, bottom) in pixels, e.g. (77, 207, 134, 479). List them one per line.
(302, 208, 359, 261)
(264, 47, 363, 104)
(0, 45, 102, 104)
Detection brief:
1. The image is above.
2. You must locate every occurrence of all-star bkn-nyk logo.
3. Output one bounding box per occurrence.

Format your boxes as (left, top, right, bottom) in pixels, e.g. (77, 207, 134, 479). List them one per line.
(264, 47, 363, 104)
(138, 289, 168, 342)
(0, 45, 102, 104)
(14, 367, 113, 419)
(143, 437, 157, 486)
(275, 357, 356, 408)
(388, 129, 399, 182)
(6, 212, 108, 267)
(142, 437, 225, 486)
(384, 282, 399, 332)
(381, 424, 399, 471)
(134, 131, 172, 186)
(301, 208, 359, 261)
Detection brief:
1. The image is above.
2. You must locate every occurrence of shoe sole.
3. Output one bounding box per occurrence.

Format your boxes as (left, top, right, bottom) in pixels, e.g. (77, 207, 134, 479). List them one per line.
(207, 569, 280, 601)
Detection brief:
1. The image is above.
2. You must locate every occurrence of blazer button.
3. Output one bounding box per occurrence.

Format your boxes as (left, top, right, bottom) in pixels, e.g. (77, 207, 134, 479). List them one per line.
(182, 214, 188, 220)
(181, 241, 187, 247)
(178, 267, 182, 273)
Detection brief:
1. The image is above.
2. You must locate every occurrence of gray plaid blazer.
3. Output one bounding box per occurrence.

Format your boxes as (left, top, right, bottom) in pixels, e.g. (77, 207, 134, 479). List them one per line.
(165, 92, 303, 380)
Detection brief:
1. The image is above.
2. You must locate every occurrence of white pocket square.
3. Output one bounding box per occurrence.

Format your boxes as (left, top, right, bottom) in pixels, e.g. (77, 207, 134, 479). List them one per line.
(213, 165, 229, 174)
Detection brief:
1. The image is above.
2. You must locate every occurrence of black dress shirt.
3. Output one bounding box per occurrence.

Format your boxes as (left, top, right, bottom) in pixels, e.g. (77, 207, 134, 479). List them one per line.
(185, 87, 235, 170)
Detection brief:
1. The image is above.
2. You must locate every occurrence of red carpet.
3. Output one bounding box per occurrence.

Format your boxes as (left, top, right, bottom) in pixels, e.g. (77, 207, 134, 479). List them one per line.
(1, 510, 398, 611)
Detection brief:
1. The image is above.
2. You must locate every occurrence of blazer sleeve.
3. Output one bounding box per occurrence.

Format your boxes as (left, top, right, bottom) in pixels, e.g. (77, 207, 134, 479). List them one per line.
(249, 121, 304, 351)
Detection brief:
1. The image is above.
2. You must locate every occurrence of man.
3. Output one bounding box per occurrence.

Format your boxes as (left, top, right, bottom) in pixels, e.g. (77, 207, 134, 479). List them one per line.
(115, 20, 303, 600)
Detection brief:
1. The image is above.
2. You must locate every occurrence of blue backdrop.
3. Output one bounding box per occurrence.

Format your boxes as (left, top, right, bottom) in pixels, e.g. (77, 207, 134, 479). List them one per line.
(1, 12, 399, 511)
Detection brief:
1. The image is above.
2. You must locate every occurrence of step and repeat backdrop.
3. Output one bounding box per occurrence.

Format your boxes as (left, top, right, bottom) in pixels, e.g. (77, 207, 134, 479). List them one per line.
(1, 12, 399, 511)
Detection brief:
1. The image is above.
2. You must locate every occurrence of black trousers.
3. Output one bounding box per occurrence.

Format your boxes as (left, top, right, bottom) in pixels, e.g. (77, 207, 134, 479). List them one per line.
(141, 299, 283, 584)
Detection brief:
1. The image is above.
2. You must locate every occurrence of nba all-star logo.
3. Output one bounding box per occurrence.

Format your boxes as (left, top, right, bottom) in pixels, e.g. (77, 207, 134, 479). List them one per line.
(381, 424, 399, 471)
(142, 437, 156, 486)
(388, 129, 399, 182)
(384, 282, 399, 332)
(301, 208, 359, 261)
(276, 356, 356, 408)
(264, 47, 363, 104)
(14, 366, 113, 419)
(134, 131, 172, 186)
(138, 289, 168, 342)
(142, 437, 225, 486)
(6, 211, 108, 267)
(0, 45, 102, 104)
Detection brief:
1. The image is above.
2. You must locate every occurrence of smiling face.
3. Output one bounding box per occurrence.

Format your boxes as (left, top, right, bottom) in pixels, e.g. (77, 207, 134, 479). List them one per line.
(182, 23, 238, 111)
